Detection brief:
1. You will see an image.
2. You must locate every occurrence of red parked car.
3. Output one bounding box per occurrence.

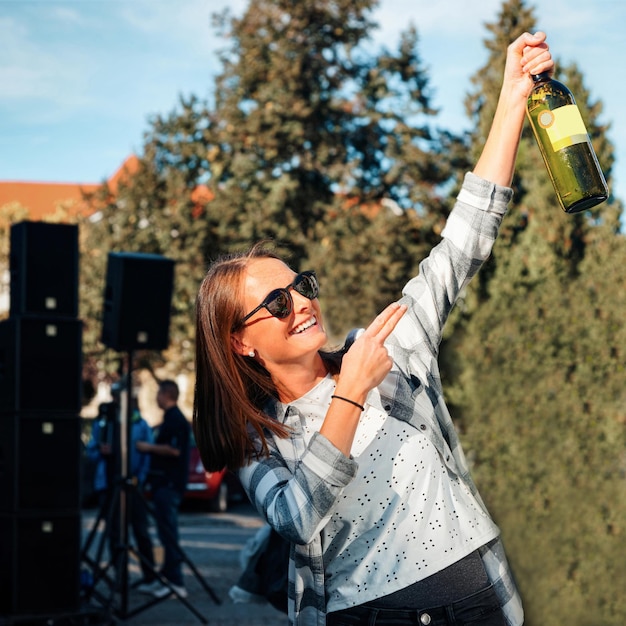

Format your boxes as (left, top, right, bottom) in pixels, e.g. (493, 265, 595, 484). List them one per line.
(184, 435, 237, 512)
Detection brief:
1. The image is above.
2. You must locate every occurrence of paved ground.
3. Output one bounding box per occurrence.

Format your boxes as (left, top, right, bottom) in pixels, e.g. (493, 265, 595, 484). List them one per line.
(0, 499, 288, 626)
(79, 500, 288, 626)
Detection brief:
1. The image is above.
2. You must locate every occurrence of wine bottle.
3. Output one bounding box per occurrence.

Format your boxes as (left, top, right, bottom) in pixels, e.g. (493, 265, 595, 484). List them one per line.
(526, 72, 608, 214)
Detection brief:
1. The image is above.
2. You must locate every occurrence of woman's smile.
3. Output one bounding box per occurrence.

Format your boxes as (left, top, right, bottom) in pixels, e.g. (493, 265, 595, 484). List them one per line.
(290, 315, 318, 335)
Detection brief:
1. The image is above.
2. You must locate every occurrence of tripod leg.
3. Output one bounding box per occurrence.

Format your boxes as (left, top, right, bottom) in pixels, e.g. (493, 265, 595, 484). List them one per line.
(81, 481, 125, 613)
(177, 542, 222, 605)
(81, 487, 111, 559)
(116, 482, 208, 624)
(81, 485, 118, 584)
(138, 487, 221, 605)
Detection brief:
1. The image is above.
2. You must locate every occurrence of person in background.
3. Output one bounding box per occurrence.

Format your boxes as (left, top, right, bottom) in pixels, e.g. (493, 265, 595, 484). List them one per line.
(228, 523, 289, 613)
(136, 379, 191, 599)
(192, 32, 554, 626)
(86, 384, 155, 588)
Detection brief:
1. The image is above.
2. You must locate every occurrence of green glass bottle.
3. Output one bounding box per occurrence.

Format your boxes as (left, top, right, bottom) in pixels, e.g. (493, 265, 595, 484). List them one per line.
(526, 72, 608, 214)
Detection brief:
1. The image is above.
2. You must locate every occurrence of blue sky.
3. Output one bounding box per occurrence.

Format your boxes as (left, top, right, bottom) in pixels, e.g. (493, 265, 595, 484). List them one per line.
(1, 0, 625, 206)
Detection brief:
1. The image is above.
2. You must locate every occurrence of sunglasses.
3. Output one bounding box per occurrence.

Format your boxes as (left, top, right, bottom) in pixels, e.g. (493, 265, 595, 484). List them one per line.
(235, 270, 319, 329)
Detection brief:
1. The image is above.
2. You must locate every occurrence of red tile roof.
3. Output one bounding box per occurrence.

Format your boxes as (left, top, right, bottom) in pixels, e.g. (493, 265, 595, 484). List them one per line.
(0, 155, 140, 219)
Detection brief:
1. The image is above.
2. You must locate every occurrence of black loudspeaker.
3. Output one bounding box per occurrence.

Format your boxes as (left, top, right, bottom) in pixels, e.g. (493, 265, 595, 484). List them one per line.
(101, 252, 175, 351)
(0, 317, 82, 413)
(0, 415, 81, 514)
(0, 512, 80, 614)
(10, 221, 79, 319)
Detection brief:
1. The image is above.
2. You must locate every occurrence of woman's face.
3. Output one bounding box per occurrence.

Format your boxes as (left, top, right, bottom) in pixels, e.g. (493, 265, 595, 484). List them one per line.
(233, 257, 327, 373)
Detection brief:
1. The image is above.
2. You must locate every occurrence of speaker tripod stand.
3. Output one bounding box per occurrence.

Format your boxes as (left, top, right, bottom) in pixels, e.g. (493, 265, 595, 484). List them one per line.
(80, 474, 220, 623)
(80, 353, 220, 623)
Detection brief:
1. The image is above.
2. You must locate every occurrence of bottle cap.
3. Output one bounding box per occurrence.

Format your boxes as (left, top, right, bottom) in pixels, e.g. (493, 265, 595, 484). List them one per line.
(531, 71, 551, 83)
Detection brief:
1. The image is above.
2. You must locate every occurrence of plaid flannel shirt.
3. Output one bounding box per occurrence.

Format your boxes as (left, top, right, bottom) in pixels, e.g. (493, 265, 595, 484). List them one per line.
(239, 172, 523, 626)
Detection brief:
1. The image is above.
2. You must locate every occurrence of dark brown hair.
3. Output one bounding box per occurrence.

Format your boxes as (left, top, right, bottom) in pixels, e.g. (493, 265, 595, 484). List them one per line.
(158, 379, 179, 402)
(193, 244, 342, 471)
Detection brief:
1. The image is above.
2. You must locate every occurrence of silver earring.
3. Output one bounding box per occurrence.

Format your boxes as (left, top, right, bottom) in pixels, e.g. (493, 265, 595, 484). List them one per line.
(248, 350, 255, 358)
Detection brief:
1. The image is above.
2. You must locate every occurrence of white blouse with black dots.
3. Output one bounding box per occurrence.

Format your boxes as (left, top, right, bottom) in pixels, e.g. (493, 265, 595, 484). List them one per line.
(286, 373, 499, 613)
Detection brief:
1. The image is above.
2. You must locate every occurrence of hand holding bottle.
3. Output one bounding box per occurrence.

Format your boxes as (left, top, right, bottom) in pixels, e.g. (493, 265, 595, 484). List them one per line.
(474, 32, 554, 187)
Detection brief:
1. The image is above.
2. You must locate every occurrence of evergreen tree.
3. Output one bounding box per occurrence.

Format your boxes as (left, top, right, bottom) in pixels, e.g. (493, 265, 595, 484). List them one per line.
(80, 0, 467, 371)
(207, 0, 467, 336)
(443, 1, 626, 623)
(78, 131, 213, 379)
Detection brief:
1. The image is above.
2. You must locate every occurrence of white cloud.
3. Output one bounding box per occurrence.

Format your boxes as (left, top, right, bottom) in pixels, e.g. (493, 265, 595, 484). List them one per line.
(113, 0, 248, 55)
(0, 14, 91, 115)
(373, 0, 503, 40)
(0, 0, 624, 193)
(48, 5, 84, 24)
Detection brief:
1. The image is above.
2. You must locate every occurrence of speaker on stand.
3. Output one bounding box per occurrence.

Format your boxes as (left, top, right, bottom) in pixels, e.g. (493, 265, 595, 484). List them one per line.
(0, 221, 86, 622)
(84, 252, 217, 622)
(101, 252, 175, 352)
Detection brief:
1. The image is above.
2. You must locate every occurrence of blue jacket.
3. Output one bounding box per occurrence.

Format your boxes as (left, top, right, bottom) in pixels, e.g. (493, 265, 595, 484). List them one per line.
(87, 409, 153, 491)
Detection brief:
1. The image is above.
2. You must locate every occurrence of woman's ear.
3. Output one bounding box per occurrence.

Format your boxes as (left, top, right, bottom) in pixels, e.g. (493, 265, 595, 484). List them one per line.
(230, 332, 250, 357)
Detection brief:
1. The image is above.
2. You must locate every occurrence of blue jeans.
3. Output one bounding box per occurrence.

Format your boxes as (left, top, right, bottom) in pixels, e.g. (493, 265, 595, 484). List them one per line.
(326, 585, 507, 626)
(151, 486, 184, 586)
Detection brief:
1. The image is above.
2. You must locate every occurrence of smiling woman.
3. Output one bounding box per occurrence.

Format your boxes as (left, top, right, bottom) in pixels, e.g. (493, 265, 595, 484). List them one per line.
(230, 258, 328, 385)
(191, 31, 554, 626)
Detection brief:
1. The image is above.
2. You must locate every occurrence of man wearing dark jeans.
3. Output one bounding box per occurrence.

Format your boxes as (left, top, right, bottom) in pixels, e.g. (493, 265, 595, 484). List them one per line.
(136, 379, 191, 598)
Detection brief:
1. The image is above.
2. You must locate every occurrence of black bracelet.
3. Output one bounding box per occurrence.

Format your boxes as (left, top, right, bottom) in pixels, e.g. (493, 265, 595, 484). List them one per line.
(331, 395, 365, 412)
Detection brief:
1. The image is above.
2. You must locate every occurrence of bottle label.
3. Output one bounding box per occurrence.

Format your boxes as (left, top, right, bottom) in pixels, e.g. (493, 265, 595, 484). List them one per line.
(537, 104, 589, 151)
